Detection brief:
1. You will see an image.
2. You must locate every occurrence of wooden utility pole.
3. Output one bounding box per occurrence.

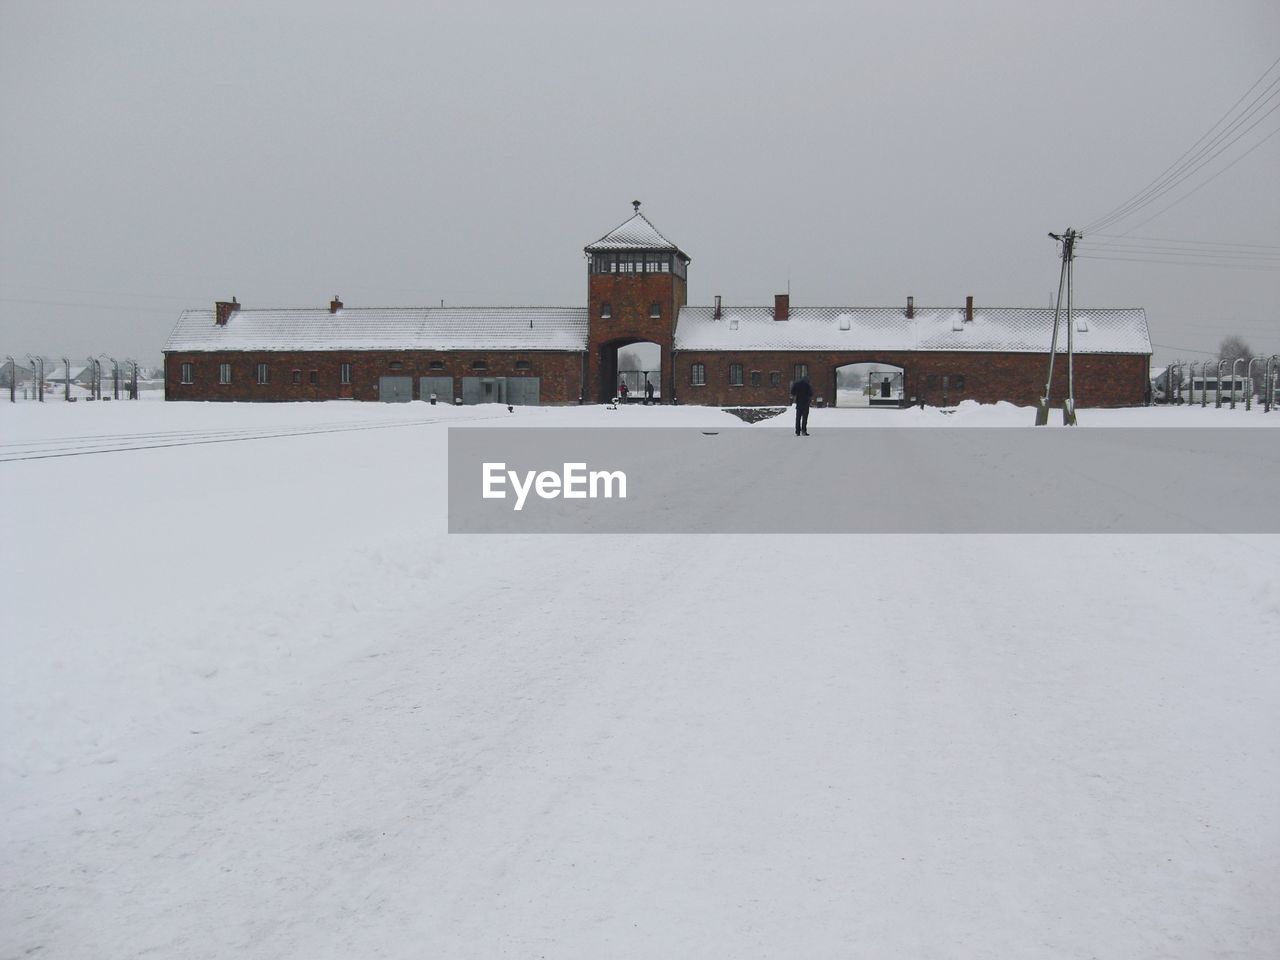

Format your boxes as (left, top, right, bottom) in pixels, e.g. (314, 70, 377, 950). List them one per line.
(1035, 228, 1081, 426)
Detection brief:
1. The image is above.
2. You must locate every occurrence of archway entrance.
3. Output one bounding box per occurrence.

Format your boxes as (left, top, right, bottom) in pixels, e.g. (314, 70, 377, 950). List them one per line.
(835, 362, 906, 407)
(599, 338, 662, 403)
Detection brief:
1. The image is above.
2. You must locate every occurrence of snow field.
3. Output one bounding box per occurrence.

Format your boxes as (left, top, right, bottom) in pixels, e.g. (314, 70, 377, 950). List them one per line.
(2, 398, 1278, 959)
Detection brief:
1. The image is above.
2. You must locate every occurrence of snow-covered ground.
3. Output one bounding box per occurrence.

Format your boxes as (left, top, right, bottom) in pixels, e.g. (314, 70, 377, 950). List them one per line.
(2, 399, 1278, 959)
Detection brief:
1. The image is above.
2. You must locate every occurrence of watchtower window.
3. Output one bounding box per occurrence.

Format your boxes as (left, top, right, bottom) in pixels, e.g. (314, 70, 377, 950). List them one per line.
(600, 302, 613, 320)
(649, 302, 661, 319)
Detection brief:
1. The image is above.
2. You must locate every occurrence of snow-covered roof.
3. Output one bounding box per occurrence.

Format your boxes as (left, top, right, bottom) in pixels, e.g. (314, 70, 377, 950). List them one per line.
(164, 307, 589, 353)
(673, 306, 1151, 354)
(584, 210, 689, 259)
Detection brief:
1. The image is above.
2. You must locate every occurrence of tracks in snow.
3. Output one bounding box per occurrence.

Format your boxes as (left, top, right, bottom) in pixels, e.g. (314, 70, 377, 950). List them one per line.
(0, 415, 499, 463)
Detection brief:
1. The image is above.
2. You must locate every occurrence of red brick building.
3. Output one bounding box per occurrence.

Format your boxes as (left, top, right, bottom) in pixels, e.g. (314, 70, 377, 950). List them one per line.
(165, 205, 1151, 406)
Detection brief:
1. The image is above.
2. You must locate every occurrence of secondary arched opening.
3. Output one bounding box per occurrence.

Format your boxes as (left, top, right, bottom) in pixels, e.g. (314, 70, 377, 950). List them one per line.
(835, 362, 906, 408)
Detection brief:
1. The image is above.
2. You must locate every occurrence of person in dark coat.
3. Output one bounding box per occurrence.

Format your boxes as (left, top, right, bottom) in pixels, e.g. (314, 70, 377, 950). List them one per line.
(790, 375, 813, 435)
(881, 376, 891, 398)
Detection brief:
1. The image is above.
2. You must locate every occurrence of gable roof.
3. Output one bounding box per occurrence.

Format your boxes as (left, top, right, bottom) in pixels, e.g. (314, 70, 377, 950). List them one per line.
(673, 306, 1151, 354)
(164, 307, 589, 353)
(584, 209, 689, 260)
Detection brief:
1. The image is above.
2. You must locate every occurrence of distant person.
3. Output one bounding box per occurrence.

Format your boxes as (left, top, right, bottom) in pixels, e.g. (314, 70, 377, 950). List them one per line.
(881, 376, 891, 398)
(644, 378, 654, 403)
(790, 374, 813, 436)
(618, 381, 629, 402)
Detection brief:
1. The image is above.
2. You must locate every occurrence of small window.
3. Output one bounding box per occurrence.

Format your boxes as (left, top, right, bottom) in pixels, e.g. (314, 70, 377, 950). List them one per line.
(953, 375, 966, 391)
(691, 363, 706, 386)
(750, 371, 761, 387)
(256, 362, 270, 385)
(472, 359, 487, 370)
(600, 302, 612, 320)
(794, 363, 808, 382)
(180, 362, 193, 384)
(515, 360, 531, 371)
(729, 363, 743, 386)
(339, 362, 352, 385)
(389, 361, 403, 370)
(309, 370, 318, 385)
(292, 369, 301, 384)
(649, 302, 661, 319)
(770, 372, 781, 387)
(218, 363, 231, 384)
(428, 360, 444, 371)
(926, 374, 938, 389)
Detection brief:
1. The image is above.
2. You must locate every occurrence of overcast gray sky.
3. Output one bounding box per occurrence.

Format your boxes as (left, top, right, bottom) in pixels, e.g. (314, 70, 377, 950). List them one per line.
(2, 0, 1277, 367)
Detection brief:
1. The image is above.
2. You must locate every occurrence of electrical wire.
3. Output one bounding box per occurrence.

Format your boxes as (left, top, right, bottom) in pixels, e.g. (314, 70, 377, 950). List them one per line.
(1083, 54, 1280, 234)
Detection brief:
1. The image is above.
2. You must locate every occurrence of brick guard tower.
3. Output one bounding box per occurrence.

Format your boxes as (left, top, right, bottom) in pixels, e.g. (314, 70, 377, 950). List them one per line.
(585, 202, 689, 402)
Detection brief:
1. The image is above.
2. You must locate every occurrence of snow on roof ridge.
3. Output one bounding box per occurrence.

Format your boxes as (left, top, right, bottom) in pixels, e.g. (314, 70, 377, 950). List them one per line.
(584, 207, 686, 254)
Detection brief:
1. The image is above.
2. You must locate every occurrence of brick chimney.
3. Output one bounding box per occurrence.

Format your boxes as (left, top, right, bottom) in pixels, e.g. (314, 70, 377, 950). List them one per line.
(215, 297, 239, 326)
(774, 293, 789, 321)
(714, 294, 722, 320)
(329, 295, 343, 314)
(906, 295, 914, 319)
(965, 295, 974, 323)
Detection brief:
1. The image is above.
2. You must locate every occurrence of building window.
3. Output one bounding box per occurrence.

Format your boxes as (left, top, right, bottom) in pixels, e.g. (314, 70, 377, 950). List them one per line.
(515, 360, 531, 371)
(340, 362, 352, 385)
(729, 363, 743, 386)
(953, 375, 966, 391)
(600, 302, 612, 320)
(770, 372, 781, 387)
(691, 363, 706, 386)
(389, 361, 403, 370)
(309, 370, 318, 385)
(429, 360, 444, 370)
(180, 362, 193, 384)
(472, 359, 487, 370)
(218, 363, 231, 384)
(750, 371, 761, 387)
(256, 363, 270, 385)
(649, 302, 661, 319)
(794, 363, 808, 382)
(926, 374, 937, 389)
(292, 369, 301, 384)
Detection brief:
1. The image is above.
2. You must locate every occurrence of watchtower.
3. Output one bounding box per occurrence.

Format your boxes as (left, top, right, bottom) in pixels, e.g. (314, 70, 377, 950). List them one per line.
(584, 202, 690, 402)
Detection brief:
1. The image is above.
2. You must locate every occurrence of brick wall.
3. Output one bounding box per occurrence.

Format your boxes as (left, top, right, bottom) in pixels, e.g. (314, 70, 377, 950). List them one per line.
(165, 347, 1148, 408)
(670, 350, 1149, 407)
(587, 271, 687, 402)
(164, 350, 585, 403)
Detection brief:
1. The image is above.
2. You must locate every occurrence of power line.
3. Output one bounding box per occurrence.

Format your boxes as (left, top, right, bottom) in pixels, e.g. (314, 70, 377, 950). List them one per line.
(1083, 54, 1280, 234)
(1093, 123, 1280, 235)
(1081, 243, 1280, 261)
(1091, 233, 1280, 252)
(1077, 254, 1280, 272)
